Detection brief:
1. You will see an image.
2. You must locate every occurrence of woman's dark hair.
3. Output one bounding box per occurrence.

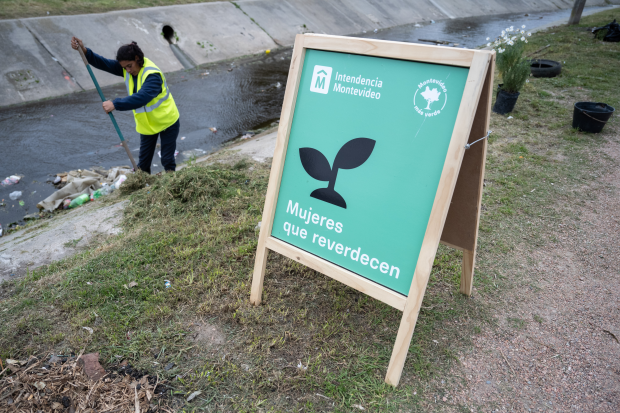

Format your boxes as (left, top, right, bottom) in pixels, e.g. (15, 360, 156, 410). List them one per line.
(116, 41, 144, 64)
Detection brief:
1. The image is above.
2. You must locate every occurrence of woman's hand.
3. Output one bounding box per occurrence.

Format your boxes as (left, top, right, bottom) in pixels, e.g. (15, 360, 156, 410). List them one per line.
(102, 100, 115, 113)
(71, 37, 87, 54)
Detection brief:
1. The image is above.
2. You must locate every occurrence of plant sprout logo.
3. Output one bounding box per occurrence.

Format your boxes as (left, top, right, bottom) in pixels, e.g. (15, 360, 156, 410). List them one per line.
(299, 138, 376, 209)
(413, 79, 448, 117)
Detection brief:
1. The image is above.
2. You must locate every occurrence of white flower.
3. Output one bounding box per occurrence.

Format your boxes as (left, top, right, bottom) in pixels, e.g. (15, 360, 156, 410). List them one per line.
(508, 40, 514, 46)
(520, 30, 525, 34)
(527, 32, 531, 37)
(486, 37, 490, 41)
(521, 36, 525, 41)
(525, 39, 528, 43)
(487, 42, 491, 46)
(522, 25, 526, 29)
(501, 30, 505, 35)
(510, 26, 514, 31)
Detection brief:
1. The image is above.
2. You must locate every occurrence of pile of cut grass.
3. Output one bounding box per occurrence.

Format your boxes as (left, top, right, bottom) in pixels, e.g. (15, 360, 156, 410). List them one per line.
(1, 9, 619, 412)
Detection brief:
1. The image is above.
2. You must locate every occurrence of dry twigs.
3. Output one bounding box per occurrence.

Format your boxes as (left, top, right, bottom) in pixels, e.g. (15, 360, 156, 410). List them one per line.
(0, 355, 168, 413)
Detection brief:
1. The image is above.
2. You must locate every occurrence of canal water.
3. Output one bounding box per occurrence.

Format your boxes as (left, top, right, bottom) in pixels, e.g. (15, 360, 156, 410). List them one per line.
(0, 6, 612, 229)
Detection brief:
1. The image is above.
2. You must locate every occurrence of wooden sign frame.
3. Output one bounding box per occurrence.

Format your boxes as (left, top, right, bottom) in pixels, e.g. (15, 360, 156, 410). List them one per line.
(251, 33, 495, 387)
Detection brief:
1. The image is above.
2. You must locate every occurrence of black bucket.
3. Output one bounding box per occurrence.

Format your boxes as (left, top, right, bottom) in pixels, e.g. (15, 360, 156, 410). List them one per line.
(572, 102, 615, 133)
(493, 85, 520, 115)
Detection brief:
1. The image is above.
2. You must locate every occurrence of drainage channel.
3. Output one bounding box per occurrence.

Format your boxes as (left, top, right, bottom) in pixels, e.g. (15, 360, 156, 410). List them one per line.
(162, 24, 195, 70)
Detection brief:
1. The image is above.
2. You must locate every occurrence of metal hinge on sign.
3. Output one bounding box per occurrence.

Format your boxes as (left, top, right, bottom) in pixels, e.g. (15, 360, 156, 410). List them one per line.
(465, 130, 492, 149)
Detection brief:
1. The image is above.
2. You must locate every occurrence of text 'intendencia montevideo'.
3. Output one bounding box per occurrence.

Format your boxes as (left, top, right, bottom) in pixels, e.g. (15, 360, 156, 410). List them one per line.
(331, 71, 383, 100)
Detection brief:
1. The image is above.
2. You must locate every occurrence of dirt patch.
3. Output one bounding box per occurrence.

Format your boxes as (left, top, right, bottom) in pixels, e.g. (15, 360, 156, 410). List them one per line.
(190, 322, 226, 348)
(444, 137, 620, 412)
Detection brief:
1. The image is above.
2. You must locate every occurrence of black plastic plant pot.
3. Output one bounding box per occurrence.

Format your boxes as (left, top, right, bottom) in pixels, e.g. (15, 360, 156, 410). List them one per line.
(493, 85, 520, 115)
(530, 59, 562, 78)
(572, 102, 615, 133)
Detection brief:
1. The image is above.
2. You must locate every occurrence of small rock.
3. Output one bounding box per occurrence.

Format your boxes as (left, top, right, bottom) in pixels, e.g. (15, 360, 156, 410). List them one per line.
(77, 353, 106, 381)
(61, 396, 71, 408)
(164, 362, 175, 371)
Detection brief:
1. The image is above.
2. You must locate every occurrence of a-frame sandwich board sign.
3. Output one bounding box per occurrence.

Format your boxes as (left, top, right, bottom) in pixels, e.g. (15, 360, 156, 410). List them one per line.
(250, 33, 495, 387)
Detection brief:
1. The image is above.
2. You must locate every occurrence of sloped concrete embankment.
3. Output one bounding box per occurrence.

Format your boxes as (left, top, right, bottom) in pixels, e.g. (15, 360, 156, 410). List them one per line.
(1, 0, 617, 106)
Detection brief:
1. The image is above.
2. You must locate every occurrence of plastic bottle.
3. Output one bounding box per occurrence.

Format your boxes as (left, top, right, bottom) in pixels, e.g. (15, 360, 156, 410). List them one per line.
(69, 194, 90, 208)
(114, 175, 127, 189)
(90, 189, 102, 201)
(100, 185, 115, 196)
(9, 191, 22, 200)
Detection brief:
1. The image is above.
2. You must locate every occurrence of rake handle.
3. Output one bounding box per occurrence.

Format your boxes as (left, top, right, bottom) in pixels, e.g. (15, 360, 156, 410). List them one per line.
(77, 46, 138, 171)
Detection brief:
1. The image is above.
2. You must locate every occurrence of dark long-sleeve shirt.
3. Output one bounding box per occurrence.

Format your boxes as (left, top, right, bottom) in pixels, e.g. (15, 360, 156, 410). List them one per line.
(85, 48, 162, 111)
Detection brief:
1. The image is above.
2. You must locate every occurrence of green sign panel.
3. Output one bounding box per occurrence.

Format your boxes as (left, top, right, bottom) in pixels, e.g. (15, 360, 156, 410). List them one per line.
(271, 49, 469, 296)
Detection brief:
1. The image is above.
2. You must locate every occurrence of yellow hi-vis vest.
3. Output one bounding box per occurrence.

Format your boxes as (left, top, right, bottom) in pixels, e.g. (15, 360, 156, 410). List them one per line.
(124, 57, 179, 135)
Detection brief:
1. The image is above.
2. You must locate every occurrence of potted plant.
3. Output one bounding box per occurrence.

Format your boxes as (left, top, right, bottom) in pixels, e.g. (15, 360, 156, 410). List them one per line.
(487, 26, 531, 115)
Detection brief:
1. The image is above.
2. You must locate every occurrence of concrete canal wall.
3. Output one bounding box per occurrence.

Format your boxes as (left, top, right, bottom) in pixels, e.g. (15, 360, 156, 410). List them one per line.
(1, 0, 617, 106)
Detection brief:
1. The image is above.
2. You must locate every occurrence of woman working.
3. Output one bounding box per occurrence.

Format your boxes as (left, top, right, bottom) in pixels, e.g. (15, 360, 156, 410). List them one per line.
(71, 37, 180, 174)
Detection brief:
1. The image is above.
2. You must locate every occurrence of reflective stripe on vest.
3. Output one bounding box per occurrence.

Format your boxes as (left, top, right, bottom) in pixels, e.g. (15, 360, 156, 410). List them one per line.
(124, 66, 171, 114)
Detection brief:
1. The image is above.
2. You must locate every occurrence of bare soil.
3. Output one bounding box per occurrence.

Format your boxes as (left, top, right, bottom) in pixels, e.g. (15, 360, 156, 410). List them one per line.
(442, 135, 620, 412)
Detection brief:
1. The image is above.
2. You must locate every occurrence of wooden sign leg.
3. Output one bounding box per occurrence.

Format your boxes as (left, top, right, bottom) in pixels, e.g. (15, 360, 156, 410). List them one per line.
(249, 35, 307, 306)
(440, 57, 494, 296)
(250, 241, 269, 305)
(384, 274, 431, 386)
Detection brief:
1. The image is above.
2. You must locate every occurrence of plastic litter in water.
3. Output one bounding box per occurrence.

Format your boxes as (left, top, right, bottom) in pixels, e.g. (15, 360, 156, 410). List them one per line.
(9, 191, 22, 200)
(1, 176, 20, 186)
(18, 200, 25, 206)
(53, 176, 62, 184)
(181, 136, 186, 140)
(0, 223, 3, 237)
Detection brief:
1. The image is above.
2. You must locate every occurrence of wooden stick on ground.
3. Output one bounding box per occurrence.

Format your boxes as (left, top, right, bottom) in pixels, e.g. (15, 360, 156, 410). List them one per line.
(527, 44, 551, 57)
